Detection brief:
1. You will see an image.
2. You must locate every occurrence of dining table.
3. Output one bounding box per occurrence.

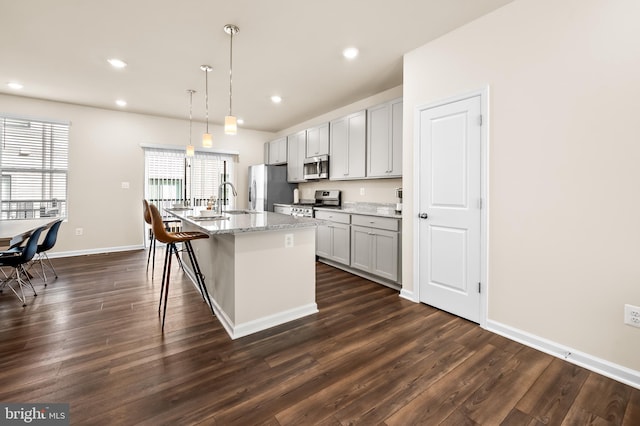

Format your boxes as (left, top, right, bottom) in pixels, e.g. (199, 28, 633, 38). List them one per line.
(0, 218, 58, 249)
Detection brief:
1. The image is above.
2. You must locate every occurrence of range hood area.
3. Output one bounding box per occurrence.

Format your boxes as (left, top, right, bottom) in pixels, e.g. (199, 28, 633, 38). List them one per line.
(303, 154, 329, 180)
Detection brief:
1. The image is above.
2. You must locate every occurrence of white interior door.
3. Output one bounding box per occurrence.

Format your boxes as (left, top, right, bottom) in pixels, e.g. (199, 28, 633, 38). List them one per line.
(418, 95, 482, 323)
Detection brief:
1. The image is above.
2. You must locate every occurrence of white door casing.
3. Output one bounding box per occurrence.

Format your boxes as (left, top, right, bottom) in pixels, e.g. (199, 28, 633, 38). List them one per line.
(416, 92, 485, 324)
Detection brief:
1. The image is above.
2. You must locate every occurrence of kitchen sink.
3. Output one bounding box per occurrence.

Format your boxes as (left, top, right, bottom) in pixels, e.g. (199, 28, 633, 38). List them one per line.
(187, 215, 229, 221)
(222, 210, 258, 215)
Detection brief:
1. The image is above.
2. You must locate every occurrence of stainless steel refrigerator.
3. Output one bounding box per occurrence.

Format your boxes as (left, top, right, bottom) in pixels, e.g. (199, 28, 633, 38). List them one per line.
(247, 164, 297, 212)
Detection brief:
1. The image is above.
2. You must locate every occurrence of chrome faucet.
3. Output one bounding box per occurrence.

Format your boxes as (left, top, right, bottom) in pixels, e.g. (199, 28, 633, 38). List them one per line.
(217, 182, 237, 214)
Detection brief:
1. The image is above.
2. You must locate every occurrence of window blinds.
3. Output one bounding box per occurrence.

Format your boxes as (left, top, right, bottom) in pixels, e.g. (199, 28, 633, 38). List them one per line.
(143, 147, 236, 213)
(0, 116, 69, 220)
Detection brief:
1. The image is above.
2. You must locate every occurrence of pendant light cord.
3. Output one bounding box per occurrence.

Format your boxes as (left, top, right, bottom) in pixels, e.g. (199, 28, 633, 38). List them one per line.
(229, 30, 233, 116)
(205, 69, 210, 133)
(189, 90, 193, 141)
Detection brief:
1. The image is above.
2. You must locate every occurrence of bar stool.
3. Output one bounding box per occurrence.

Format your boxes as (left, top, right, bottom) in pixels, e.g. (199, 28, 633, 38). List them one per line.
(143, 199, 183, 277)
(146, 203, 215, 330)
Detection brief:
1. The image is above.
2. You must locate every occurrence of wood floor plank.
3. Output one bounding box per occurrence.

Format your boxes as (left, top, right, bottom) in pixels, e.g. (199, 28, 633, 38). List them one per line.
(514, 357, 589, 425)
(0, 249, 638, 425)
(383, 343, 515, 425)
(450, 345, 554, 425)
(562, 372, 632, 425)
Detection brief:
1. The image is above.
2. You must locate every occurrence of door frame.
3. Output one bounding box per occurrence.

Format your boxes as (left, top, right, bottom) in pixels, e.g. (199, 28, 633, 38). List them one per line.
(412, 87, 489, 328)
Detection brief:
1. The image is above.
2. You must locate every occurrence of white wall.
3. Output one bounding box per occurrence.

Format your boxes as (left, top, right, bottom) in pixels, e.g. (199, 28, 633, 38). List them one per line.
(277, 86, 403, 205)
(403, 0, 640, 373)
(0, 94, 273, 254)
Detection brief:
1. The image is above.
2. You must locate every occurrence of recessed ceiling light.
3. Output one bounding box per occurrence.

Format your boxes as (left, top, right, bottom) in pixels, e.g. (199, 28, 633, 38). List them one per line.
(343, 47, 359, 60)
(108, 58, 127, 69)
(237, 118, 244, 125)
(271, 95, 282, 104)
(115, 99, 127, 107)
(7, 82, 23, 90)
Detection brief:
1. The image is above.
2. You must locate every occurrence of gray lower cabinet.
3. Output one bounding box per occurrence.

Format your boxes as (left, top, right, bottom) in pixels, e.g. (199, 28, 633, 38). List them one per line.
(315, 210, 350, 265)
(351, 226, 398, 282)
(316, 210, 401, 285)
(350, 214, 400, 282)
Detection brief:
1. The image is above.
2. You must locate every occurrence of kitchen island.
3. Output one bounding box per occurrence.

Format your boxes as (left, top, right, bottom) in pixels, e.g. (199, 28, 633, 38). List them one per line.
(166, 208, 321, 339)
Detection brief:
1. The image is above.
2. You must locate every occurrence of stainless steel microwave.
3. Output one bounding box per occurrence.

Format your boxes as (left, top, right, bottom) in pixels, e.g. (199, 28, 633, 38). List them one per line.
(303, 154, 329, 179)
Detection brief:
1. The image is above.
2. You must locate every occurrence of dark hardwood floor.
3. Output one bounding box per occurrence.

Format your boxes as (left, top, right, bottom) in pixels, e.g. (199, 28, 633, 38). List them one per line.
(0, 249, 638, 425)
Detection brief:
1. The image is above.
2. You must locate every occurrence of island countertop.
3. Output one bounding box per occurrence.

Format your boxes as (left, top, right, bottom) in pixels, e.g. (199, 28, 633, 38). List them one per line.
(166, 208, 322, 235)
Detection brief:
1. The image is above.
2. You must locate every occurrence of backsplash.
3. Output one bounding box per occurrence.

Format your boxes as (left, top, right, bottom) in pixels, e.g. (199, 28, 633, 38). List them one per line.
(299, 178, 402, 204)
(342, 201, 398, 216)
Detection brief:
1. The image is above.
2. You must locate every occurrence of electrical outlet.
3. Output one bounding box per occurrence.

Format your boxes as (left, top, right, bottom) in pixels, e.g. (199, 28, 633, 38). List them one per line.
(284, 233, 294, 248)
(75, 227, 83, 236)
(360, 187, 365, 196)
(624, 304, 640, 328)
(121, 181, 130, 189)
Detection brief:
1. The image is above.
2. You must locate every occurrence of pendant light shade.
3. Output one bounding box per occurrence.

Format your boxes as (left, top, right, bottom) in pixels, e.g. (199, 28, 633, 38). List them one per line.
(224, 24, 239, 135)
(186, 89, 196, 157)
(201, 65, 213, 147)
(202, 132, 212, 148)
(224, 115, 237, 134)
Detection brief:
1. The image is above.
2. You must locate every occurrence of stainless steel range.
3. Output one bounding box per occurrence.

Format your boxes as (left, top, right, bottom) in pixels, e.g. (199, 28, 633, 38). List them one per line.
(291, 190, 341, 217)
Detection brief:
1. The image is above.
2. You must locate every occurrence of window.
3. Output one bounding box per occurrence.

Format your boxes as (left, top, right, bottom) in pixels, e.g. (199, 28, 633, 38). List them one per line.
(0, 116, 69, 220)
(143, 147, 236, 213)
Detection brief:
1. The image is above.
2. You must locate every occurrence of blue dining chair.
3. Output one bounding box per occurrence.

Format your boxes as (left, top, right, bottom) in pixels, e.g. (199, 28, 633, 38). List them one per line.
(0, 226, 46, 306)
(33, 219, 63, 285)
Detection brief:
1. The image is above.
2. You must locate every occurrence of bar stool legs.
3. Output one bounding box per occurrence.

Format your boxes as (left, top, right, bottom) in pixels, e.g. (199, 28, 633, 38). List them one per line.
(183, 240, 215, 316)
(158, 241, 214, 330)
(146, 231, 156, 275)
(146, 202, 212, 331)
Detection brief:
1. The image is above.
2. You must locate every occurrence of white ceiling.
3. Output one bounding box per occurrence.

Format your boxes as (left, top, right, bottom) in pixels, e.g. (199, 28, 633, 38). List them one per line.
(0, 0, 513, 133)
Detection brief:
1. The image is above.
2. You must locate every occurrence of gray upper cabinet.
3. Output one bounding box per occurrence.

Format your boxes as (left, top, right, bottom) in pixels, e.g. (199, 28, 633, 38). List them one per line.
(286, 131, 307, 183)
(305, 122, 329, 157)
(367, 98, 403, 178)
(268, 137, 287, 165)
(329, 110, 366, 180)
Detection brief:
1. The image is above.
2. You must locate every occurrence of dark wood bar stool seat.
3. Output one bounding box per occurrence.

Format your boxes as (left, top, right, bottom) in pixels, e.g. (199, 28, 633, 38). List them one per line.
(142, 200, 184, 276)
(146, 202, 215, 330)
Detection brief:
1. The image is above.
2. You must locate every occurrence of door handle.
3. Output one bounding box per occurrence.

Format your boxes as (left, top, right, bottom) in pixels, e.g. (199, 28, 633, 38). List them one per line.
(419, 213, 428, 219)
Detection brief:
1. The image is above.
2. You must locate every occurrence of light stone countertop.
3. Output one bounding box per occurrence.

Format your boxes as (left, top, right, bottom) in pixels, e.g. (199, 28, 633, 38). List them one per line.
(166, 208, 323, 235)
(314, 202, 402, 219)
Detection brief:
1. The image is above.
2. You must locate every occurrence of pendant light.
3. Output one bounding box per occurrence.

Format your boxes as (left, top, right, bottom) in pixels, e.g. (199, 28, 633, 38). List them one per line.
(201, 64, 213, 147)
(223, 24, 239, 135)
(186, 89, 196, 157)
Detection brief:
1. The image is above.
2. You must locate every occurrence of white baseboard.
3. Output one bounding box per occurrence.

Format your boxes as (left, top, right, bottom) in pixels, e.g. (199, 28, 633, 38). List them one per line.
(206, 292, 318, 340)
(399, 288, 418, 302)
(229, 303, 319, 339)
(182, 268, 319, 340)
(48, 245, 144, 259)
(487, 319, 640, 390)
